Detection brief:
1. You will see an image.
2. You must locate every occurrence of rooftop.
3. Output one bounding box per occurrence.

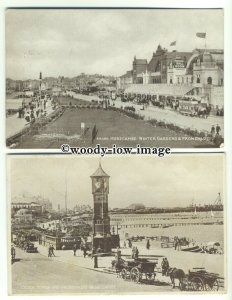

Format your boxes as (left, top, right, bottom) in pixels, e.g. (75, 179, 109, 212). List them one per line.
(90, 162, 110, 178)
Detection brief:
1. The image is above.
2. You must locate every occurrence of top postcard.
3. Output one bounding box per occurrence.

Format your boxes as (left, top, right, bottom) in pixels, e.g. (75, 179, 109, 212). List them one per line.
(5, 8, 224, 149)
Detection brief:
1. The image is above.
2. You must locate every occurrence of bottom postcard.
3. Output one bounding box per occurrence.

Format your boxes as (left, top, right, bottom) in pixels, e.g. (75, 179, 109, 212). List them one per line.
(7, 154, 226, 294)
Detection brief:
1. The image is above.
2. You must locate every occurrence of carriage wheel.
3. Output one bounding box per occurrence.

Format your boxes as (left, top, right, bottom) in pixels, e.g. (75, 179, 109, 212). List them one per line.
(121, 268, 128, 280)
(130, 267, 141, 283)
(191, 277, 204, 291)
(205, 279, 219, 291)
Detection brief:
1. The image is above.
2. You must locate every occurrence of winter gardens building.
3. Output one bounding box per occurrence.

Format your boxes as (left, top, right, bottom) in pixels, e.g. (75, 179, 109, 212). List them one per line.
(117, 45, 224, 109)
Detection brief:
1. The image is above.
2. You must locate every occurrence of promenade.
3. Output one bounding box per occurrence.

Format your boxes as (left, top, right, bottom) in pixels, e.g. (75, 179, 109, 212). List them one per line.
(11, 247, 174, 294)
(35, 241, 224, 278)
(112, 99, 224, 135)
(6, 99, 54, 139)
(66, 93, 224, 135)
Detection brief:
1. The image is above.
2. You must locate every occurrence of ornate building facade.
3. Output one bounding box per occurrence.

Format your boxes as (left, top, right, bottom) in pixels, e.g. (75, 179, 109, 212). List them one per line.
(117, 45, 224, 108)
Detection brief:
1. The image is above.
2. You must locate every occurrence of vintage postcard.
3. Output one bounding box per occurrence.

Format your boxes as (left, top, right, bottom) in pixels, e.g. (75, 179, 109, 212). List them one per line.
(8, 154, 226, 294)
(5, 8, 224, 149)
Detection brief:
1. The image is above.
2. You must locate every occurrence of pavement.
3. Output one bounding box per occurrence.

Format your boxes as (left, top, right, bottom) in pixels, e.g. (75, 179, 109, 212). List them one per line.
(6, 99, 54, 139)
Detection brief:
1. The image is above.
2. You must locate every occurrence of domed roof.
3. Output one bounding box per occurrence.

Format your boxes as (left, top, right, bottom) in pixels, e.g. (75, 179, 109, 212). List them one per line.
(15, 208, 30, 216)
(203, 51, 213, 63)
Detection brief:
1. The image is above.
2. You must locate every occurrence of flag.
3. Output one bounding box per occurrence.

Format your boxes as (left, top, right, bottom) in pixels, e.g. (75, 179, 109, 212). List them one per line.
(170, 41, 176, 46)
(196, 32, 206, 38)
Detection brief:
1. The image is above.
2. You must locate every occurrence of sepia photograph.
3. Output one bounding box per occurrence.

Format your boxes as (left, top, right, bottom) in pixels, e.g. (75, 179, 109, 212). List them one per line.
(8, 154, 226, 294)
(5, 8, 224, 149)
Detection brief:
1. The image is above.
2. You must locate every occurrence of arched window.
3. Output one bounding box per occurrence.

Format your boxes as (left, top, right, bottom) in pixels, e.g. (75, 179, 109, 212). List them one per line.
(196, 75, 200, 84)
(170, 78, 173, 84)
(207, 77, 212, 84)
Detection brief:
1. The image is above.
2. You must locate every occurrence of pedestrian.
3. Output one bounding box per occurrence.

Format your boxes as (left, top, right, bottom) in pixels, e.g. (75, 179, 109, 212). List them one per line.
(131, 246, 135, 259)
(25, 112, 30, 123)
(30, 111, 35, 123)
(134, 246, 139, 260)
(216, 124, 221, 135)
(36, 109, 40, 118)
(22, 108, 25, 118)
(50, 245, 55, 257)
(73, 244, 77, 256)
(161, 258, 169, 276)
(83, 245, 88, 258)
(174, 238, 179, 251)
(116, 247, 121, 259)
(211, 125, 215, 137)
(48, 245, 51, 257)
(146, 239, 150, 250)
(11, 245, 16, 260)
(18, 108, 22, 118)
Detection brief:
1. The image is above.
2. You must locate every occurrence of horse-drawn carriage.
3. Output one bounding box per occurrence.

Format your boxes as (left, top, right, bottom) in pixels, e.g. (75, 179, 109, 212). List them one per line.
(179, 268, 222, 291)
(115, 258, 157, 283)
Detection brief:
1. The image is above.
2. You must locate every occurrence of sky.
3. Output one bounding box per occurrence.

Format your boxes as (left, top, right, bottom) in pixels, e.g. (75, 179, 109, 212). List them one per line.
(8, 154, 224, 210)
(5, 9, 224, 80)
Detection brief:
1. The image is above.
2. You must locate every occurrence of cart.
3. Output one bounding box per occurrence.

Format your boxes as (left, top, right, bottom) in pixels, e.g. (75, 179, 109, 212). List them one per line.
(120, 258, 157, 283)
(180, 268, 222, 291)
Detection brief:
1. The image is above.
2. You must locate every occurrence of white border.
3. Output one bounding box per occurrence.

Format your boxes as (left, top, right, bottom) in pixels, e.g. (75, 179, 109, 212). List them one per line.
(0, 1, 231, 300)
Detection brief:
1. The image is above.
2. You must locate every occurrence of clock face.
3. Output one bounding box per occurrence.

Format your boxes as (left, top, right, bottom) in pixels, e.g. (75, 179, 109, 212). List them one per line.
(94, 178, 108, 193)
(94, 178, 104, 192)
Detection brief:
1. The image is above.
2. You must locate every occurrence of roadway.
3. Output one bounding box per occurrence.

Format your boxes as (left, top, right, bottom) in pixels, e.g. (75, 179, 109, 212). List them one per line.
(11, 247, 173, 295)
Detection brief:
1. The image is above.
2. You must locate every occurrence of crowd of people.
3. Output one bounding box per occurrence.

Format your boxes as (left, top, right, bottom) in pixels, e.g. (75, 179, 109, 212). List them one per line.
(17, 96, 58, 125)
(18, 98, 48, 122)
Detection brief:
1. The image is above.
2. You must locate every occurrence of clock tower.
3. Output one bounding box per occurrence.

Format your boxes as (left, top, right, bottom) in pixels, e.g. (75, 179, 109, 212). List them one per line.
(90, 162, 112, 252)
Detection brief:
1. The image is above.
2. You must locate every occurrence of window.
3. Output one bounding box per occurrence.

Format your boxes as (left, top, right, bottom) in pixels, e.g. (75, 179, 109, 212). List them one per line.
(196, 75, 200, 84)
(170, 78, 173, 84)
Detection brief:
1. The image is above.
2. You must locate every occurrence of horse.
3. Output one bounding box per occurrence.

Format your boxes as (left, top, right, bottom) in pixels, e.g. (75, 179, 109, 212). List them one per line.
(111, 258, 125, 278)
(167, 267, 186, 288)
